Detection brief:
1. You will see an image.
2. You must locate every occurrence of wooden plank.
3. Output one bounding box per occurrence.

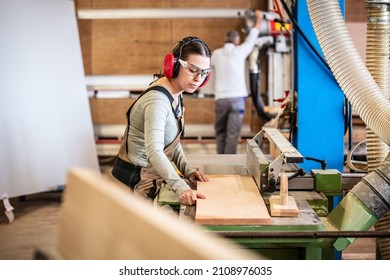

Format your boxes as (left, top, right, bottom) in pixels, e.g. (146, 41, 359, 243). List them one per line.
(58, 168, 261, 259)
(195, 174, 271, 225)
(269, 195, 299, 217)
(262, 192, 324, 228)
(269, 174, 299, 217)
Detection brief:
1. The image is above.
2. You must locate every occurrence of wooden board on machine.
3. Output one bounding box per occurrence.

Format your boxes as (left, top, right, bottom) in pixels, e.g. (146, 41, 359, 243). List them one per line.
(195, 174, 271, 226)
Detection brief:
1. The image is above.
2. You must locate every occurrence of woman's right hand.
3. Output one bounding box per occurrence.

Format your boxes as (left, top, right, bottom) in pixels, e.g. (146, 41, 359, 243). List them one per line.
(179, 189, 206, 206)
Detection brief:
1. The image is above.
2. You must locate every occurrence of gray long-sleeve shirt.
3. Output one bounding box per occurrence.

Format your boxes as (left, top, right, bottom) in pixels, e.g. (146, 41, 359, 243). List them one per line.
(127, 89, 196, 195)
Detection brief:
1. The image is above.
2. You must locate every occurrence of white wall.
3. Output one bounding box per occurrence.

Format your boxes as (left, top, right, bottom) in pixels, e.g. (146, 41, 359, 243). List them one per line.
(0, 0, 99, 199)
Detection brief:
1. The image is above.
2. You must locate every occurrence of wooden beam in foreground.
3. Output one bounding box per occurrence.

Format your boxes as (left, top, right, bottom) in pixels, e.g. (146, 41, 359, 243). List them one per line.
(57, 168, 262, 260)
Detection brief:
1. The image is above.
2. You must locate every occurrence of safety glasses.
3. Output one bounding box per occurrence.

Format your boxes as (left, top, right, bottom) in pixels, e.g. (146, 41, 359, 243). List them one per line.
(178, 59, 211, 78)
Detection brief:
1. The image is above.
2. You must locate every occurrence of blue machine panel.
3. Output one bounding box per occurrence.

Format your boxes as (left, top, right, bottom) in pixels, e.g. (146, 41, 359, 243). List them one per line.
(293, 0, 345, 173)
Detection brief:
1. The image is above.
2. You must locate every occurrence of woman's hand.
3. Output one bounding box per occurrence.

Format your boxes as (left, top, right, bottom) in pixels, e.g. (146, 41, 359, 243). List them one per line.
(179, 189, 206, 206)
(188, 170, 209, 186)
(178, 171, 208, 205)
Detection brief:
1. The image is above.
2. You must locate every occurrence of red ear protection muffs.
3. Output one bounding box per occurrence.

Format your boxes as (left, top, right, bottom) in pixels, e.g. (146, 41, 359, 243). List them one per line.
(163, 53, 176, 79)
(163, 37, 211, 88)
(199, 69, 212, 88)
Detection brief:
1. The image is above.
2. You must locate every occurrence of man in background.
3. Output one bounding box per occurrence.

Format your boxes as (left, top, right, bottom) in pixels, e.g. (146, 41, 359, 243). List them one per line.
(211, 10, 263, 154)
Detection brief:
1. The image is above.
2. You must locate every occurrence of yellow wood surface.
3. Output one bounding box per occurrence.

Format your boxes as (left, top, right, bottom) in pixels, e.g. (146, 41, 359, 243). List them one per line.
(195, 174, 271, 225)
(58, 168, 261, 259)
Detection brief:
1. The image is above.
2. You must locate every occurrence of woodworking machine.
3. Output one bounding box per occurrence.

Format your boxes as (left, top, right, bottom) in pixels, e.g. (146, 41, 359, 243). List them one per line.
(157, 0, 390, 260)
(158, 127, 371, 260)
(247, 128, 362, 198)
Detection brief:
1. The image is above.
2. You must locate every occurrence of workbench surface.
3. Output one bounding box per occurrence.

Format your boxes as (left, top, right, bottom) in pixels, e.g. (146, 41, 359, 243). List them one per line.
(157, 154, 325, 231)
(159, 187, 324, 230)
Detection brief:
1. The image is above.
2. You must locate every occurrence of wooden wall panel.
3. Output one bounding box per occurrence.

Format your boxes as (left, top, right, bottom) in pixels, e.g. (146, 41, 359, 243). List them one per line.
(78, 19, 92, 74)
(76, 0, 265, 75)
(85, 18, 249, 75)
(172, 18, 244, 52)
(94, 0, 171, 8)
(76, 0, 258, 9)
(89, 97, 253, 125)
(345, 0, 366, 22)
(91, 19, 172, 74)
(184, 98, 217, 125)
(169, 0, 254, 8)
(75, 0, 92, 8)
(251, 0, 264, 10)
(185, 97, 253, 125)
(89, 98, 133, 125)
(77, 0, 365, 75)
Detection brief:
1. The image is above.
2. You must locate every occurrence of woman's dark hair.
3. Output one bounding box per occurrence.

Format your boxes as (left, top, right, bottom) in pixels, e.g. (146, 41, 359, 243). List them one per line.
(172, 36, 211, 61)
(154, 36, 211, 79)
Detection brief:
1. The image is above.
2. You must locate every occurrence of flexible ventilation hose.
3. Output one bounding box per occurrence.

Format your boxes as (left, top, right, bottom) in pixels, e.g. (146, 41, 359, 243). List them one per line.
(306, 0, 390, 255)
(365, 1, 390, 172)
(306, 0, 390, 144)
(365, 1, 390, 260)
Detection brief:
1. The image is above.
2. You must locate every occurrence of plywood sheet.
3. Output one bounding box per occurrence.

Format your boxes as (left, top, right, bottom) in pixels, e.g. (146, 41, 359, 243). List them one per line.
(195, 174, 271, 225)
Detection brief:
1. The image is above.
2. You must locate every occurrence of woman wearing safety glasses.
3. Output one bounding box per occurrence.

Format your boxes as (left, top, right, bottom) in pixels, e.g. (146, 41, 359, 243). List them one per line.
(112, 37, 211, 206)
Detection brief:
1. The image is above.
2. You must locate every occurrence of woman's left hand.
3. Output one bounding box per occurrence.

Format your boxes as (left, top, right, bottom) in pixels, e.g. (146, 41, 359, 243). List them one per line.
(188, 170, 209, 186)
